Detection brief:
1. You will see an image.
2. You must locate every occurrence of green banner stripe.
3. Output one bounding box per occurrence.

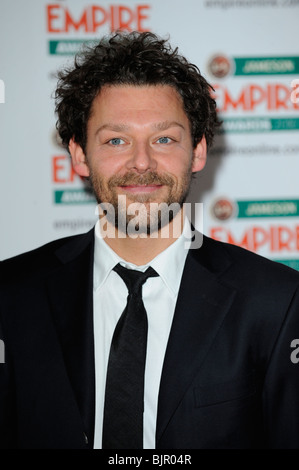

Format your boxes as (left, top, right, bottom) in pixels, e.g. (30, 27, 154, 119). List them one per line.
(234, 57, 299, 76)
(49, 40, 98, 55)
(237, 200, 299, 218)
(271, 118, 299, 131)
(273, 259, 299, 271)
(54, 189, 95, 204)
(218, 117, 299, 133)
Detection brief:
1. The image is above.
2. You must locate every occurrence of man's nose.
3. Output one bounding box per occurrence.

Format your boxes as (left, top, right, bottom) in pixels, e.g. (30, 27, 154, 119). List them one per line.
(125, 142, 157, 172)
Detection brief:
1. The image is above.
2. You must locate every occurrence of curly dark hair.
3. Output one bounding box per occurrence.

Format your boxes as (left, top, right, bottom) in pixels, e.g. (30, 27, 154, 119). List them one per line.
(55, 31, 219, 154)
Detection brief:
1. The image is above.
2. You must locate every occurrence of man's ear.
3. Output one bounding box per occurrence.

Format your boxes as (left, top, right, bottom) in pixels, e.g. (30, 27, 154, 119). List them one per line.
(68, 138, 90, 177)
(191, 136, 207, 173)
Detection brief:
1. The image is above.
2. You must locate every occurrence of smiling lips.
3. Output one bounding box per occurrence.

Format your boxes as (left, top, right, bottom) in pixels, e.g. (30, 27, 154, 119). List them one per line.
(119, 184, 163, 193)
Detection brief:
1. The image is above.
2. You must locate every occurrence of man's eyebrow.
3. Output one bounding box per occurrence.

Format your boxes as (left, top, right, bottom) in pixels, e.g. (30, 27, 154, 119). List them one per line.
(153, 121, 186, 131)
(95, 123, 130, 135)
(95, 121, 186, 136)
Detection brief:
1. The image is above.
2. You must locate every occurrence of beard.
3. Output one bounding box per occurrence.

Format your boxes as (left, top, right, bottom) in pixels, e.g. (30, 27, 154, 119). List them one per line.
(88, 166, 193, 236)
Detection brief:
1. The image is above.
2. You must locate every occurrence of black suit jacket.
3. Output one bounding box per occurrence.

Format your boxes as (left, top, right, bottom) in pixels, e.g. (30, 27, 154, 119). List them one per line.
(1, 229, 299, 449)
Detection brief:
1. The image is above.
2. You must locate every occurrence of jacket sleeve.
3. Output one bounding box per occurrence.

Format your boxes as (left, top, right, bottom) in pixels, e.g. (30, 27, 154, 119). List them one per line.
(263, 285, 299, 448)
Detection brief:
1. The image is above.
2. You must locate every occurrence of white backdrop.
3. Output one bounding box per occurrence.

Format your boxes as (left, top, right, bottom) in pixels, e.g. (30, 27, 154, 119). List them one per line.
(1, 0, 299, 269)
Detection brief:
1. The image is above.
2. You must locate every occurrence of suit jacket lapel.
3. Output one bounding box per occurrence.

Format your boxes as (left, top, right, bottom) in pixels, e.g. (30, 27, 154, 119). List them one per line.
(45, 229, 95, 447)
(156, 236, 237, 444)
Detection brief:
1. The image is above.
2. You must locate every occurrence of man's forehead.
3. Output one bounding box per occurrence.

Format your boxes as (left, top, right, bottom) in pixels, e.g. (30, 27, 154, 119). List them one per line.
(92, 83, 183, 106)
(88, 84, 187, 125)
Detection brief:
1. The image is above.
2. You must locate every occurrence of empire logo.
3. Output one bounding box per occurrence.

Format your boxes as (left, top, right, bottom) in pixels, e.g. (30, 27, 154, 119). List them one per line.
(47, 4, 151, 33)
(213, 83, 299, 113)
(210, 225, 299, 254)
(52, 155, 80, 183)
(52, 155, 95, 204)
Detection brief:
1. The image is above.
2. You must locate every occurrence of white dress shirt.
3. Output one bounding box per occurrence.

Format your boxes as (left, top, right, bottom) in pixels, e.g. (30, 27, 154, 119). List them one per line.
(92, 218, 192, 449)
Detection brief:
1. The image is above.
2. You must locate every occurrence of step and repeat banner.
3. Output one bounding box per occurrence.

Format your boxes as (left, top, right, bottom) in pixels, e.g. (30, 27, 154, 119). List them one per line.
(1, 0, 299, 268)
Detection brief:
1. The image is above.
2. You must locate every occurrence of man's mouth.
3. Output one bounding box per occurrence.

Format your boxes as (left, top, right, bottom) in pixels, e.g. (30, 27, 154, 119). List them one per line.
(119, 184, 163, 194)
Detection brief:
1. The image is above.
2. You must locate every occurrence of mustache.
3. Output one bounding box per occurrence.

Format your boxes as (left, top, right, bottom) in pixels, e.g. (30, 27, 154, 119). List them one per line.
(107, 172, 175, 188)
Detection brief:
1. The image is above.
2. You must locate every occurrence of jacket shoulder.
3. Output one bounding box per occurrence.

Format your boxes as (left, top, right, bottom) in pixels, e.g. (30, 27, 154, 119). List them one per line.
(0, 230, 94, 285)
(198, 234, 299, 282)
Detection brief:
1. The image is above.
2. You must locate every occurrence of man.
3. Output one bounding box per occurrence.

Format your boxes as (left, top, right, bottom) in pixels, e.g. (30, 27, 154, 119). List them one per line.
(1, 31, 299, 449)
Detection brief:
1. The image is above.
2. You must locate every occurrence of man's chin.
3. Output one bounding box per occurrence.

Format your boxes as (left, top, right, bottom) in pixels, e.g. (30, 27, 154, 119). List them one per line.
(121, 203, 182, 236)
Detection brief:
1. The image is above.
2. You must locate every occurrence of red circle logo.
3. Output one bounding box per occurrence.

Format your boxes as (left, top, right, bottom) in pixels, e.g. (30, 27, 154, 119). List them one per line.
(208, 55, 231, 78)
(212, 199, 235, 220)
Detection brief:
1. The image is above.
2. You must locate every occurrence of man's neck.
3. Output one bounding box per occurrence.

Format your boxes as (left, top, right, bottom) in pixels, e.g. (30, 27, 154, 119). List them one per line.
(101, 211, 184, 266)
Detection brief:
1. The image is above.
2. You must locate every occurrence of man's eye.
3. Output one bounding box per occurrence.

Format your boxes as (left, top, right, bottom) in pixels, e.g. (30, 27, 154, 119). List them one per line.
(109, 138, 125, 146)
(157, 136, 172, 144)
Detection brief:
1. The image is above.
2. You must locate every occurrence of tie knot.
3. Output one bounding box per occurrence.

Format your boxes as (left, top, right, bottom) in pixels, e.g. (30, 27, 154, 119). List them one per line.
(113, 263, 158, 295)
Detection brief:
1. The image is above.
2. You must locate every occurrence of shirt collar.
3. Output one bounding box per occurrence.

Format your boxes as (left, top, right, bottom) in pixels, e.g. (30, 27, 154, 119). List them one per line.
(93, 218, 192, 297)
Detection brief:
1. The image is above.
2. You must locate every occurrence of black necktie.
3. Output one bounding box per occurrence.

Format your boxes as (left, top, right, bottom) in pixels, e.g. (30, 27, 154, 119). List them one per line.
(102, 263, 159, 449)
